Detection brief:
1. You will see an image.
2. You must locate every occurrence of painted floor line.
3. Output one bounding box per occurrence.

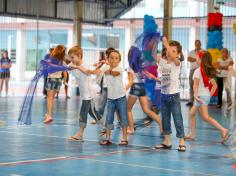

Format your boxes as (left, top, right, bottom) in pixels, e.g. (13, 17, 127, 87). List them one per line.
(77, 157, 221, 176)
(0, 148, 152, 167)
(0, 130, 152, 148)
(0, 156, 69, 166)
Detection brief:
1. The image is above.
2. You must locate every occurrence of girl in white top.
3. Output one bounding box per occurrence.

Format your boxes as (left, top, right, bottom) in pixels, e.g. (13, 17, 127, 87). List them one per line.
(44, 45, 66, 124)
(185, 51, 229, 144)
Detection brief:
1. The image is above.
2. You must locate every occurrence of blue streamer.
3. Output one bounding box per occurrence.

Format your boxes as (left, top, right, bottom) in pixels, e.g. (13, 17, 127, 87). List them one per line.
(18, 56, 70, 125)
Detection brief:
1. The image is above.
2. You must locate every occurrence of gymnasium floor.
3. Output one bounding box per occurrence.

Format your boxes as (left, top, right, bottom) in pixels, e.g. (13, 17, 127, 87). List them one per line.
(0, 96, 235, 176)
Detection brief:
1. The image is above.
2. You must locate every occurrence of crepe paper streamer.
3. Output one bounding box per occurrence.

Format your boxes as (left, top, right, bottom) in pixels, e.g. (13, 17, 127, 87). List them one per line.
(18, 56, 70, 125)
(128, 46, 143, 73)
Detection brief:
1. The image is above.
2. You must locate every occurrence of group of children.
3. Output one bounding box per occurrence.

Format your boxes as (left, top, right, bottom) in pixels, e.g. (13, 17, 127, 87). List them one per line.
(43, 36, 230, 152)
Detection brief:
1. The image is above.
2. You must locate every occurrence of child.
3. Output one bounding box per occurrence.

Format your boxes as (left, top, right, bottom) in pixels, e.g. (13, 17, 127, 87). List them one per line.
(155, 37, 186, 152)
(185, 51, 229, 143)
(100, 50, 129, 145)
(44, 45, 66, 124)
(127, 46, 162, 134)
(67, 46, 104, 141)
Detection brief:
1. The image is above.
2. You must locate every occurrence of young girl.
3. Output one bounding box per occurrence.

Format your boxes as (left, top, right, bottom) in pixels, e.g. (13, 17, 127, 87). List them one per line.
(67, 46, 104, 141)
(185, 51, 229, 143)
(44, 45, 66, 124)
(100, 50, 129, 145)
(155, 37, 186, 152)
(127, 46, 162, 134)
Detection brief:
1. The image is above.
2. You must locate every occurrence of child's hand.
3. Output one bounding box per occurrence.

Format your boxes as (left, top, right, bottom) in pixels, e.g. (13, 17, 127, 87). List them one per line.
(69, 64, 78, 70)
(194, 96, 204, 104)
(104, 70, 111, 75)
(143, 70, 156, 79)
(162, 36, 168, 47)
(87, 70, 92, 74)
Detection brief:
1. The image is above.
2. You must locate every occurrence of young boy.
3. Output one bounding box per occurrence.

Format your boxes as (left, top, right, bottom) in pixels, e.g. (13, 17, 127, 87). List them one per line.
(67, 46, 104, 141)
(99, 50, 129, 145)
(155, 37, 186, 152)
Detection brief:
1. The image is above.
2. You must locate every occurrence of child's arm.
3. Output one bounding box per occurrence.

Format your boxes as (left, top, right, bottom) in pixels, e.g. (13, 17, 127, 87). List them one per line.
(188, 56, 197, 62)
(209, 78, 217, 96)
(193, 78, 203, 103)
(162, 36, 181, 66)
(72, 65, 91, 75)
(104, 69, 120, 77)
(125, 72, 134, 91)
(143, 70, 160, 82)
(89, 69, 102, 75)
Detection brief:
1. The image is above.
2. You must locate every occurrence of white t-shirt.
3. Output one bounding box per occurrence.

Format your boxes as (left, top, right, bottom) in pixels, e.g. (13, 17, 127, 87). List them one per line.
(48, 71, 62, 79)
(193, 68, 210, 96)
(159, 58, 180, 94)
(155, 63, 161, 90)
(127, 67, 142, 83)
(106, 65, 126, 99)
(188, 50, 199, 70)
(70, 64, 93, 100)
(217, 57, 233, 77)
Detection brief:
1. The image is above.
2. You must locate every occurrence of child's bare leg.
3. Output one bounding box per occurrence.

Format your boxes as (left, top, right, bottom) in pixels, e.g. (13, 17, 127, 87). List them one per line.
(139, 96, 163, 133)
(199, 106, 229, 138)
(185, 106, 197, 139)
(163, 134, 171, 145)
(127, 95, 137, 134)
(106, 130, 111, 141)
(74, 127, 85, 138)
(122, 127, 128, 141)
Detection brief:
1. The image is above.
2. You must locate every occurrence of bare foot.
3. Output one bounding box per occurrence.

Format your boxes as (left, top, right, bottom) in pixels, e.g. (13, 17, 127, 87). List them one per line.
(221, 129, 230, 144)
(127, 128, 135, 134)
(184, 134, 195, 141)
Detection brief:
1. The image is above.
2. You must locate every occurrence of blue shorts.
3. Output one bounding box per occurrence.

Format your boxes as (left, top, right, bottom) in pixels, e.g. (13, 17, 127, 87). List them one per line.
(129, 83, 146, 97)
(46, 78, 62, 91)
(105, 96, 128, 130)
(194, 96, 211, 107)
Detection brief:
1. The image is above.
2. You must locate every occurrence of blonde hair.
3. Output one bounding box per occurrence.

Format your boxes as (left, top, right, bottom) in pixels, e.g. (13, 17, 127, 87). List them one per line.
(50, 45, 65, 61)
(68, 46, 83, 58)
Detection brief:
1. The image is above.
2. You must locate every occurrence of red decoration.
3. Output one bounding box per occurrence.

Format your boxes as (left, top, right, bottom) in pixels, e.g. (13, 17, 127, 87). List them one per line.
(208, 13, 223, 27)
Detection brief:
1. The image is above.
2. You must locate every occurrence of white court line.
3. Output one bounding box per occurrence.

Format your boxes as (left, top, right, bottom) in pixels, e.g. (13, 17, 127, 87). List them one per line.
(76, 158, 221, 176)
(0, 156, 69, 166)
(0, 130, 152, 148)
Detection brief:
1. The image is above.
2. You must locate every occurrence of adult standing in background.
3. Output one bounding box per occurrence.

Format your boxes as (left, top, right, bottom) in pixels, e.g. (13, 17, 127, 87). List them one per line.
(216, 48, 233, 110)
(0, 50, 12, 97)
(186, 40, 202, 106)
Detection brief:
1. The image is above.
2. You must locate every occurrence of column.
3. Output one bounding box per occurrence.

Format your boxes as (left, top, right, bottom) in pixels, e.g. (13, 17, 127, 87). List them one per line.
(73, 0, 83, 46)
(163, 0, 173, 40)
(15, 29, 26, 82)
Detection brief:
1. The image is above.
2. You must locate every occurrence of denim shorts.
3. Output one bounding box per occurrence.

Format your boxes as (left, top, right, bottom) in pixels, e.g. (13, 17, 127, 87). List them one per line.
(194, 96, 211, 107)
(129, 83, 146, 97)
(46, 78, 62, 91)
(106, 96, 129, 130)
